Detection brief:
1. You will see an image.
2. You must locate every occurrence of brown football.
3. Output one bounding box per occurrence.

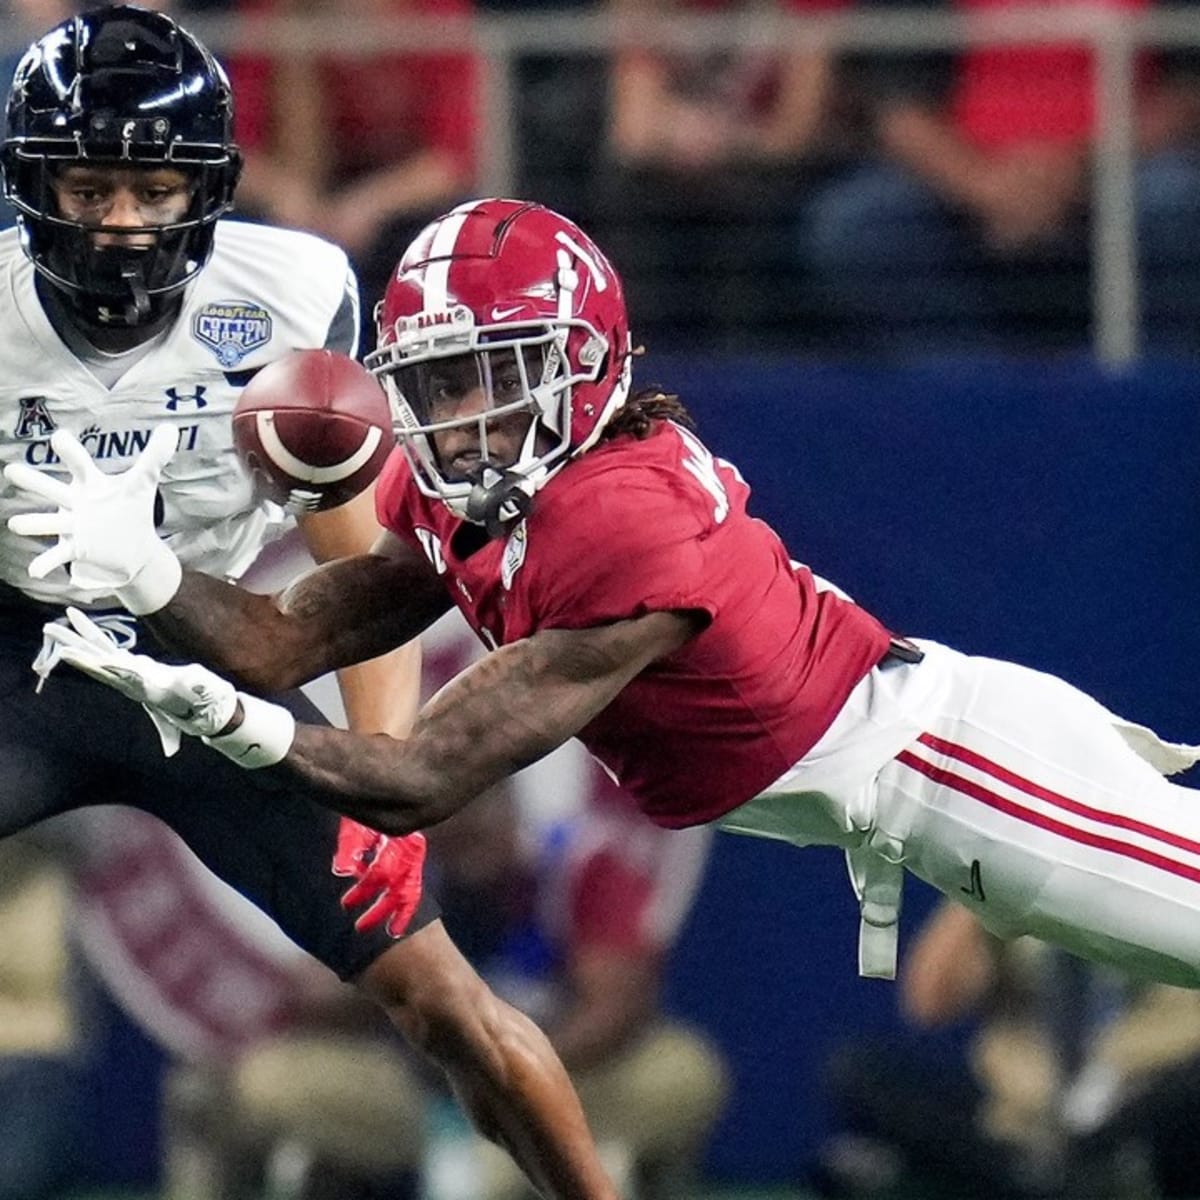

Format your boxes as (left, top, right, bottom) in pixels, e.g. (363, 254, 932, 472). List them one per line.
(232, 349, 393, 513)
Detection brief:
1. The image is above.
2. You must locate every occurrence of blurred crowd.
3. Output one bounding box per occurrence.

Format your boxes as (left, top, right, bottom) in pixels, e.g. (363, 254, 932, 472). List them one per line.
(6, 0, 1200, 358)
(6, 3, 1200, 1198)
(811, 899, 1200, 1200)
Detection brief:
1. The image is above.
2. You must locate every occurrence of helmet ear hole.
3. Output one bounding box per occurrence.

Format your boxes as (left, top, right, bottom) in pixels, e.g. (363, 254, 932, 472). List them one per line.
(578, 335, 606, 372)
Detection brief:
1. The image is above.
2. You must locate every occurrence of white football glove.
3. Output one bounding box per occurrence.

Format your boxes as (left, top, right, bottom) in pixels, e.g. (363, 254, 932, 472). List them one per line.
(42, 608, 295, 768)
(43, 607, 237, 755)
(5, 425, 183, 614)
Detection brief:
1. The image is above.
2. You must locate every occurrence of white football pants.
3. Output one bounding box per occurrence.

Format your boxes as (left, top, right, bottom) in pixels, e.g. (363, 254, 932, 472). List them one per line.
(720, 640, 1200, 986)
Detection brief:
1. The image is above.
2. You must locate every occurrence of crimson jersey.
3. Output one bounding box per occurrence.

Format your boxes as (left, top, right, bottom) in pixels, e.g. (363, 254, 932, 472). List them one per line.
(376, 422, 894, 826)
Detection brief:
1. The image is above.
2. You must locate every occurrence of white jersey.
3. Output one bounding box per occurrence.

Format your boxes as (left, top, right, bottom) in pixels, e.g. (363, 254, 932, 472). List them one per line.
(0, 220, 360, 606)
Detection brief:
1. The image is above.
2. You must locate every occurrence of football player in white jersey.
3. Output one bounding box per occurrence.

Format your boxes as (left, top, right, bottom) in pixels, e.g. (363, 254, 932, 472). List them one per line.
(0, 9, 618, 1199)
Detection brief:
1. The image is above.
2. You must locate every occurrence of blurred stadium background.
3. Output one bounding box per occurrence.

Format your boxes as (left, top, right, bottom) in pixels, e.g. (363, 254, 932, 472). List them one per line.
(4, 1, 1200, 1197)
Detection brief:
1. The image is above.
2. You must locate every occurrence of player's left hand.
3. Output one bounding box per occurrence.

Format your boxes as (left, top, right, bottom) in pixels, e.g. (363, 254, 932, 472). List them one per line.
(41, 607, 238, 756)
(5, 426, 182, 614)
(333, 817, 428, 938)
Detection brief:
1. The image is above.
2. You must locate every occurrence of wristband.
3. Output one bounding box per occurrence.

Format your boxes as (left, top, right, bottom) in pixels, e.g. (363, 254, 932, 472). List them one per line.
(117, 541, 183, 616)
(203, 693, 296, 769)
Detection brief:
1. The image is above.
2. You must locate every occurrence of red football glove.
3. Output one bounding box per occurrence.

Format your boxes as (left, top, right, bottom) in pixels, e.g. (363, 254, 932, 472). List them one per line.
(332, 818, 428, 938)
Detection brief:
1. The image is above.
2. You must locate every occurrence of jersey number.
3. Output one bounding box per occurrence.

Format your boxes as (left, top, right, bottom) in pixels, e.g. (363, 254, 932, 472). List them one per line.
(676, 424, 731, 523)
(413, 527, 448, 574)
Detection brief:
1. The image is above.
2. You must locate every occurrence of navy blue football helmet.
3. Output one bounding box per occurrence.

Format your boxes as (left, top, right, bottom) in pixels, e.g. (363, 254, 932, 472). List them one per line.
(1, 5, 242, 329)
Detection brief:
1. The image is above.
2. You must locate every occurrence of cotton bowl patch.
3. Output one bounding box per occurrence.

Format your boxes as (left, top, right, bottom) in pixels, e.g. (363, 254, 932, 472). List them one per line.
(193, 300, 272, 367)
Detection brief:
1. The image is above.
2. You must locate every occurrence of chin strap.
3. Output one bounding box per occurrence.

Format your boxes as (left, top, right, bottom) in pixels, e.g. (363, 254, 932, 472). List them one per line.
(464, 462, 534, 538)
(117, 264, 152, 324)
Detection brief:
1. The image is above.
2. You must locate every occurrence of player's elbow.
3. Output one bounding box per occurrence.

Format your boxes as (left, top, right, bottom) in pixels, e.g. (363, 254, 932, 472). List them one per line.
(227, 635, 333, 695)
(341, 764, 471, 839)
(365, 790, 467, 838)
(389, 753, 499, 835)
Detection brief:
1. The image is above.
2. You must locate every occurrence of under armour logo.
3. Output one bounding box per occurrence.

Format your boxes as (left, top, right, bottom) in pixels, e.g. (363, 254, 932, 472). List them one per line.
(164, 385, 208, 411)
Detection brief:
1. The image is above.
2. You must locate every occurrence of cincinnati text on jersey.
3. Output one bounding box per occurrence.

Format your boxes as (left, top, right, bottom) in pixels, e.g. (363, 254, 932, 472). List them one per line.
(20, 423, 202, 466)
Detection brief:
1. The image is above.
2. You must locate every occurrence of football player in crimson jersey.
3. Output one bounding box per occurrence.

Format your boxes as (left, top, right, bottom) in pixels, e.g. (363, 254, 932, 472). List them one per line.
(15, 197, 1200, 994)
(0, 15, 622, 1200)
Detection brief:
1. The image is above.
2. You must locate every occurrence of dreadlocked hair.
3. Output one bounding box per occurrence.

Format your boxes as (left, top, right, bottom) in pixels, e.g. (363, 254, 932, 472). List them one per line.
(602, 387, 696, 441)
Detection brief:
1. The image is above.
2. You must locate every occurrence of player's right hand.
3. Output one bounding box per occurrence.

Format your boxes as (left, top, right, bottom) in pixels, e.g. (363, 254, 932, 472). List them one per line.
(5, 425, 182, 614)
(42, 606, 238, 756)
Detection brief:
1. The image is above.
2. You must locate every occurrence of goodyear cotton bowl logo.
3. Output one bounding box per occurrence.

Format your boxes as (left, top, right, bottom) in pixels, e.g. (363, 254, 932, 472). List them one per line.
(192, 301, 272, 367)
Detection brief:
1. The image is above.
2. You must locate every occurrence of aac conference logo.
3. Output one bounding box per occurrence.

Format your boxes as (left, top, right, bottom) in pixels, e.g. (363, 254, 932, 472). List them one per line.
(13, 395, 55, 440)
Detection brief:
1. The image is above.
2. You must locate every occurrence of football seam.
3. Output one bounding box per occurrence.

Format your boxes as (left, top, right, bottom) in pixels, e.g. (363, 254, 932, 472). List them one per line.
(254, 411, 384, 484)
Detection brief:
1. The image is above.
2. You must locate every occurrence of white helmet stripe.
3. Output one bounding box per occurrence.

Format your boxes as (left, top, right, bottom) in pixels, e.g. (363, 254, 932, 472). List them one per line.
(422, 200, 481, 312)
(555, 248, 575, 322)
(256, 413, 383, 484)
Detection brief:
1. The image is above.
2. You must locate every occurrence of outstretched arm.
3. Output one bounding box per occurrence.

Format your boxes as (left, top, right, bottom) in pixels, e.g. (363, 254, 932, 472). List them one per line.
(280, 608, 701, 833)
(146, 533, 451, 695)
(5, 428, 451, 692)
(14, 428, 700, 828)
(46, 604, 700, 831)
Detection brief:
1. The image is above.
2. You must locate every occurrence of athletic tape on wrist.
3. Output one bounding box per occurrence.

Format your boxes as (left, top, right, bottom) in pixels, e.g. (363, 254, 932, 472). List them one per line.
(118, 543, 183, 616)
(203, 693, 295, 769)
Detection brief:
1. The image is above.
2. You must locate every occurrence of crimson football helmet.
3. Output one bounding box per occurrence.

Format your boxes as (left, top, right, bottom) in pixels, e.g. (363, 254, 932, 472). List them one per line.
(365, 198, 632, 532)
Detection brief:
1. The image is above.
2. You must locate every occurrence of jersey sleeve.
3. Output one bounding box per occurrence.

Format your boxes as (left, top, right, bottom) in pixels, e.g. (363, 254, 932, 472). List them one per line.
(211, 224, 359, 360)
(528, 461, 723, 631)
(322, 264, 361, 357)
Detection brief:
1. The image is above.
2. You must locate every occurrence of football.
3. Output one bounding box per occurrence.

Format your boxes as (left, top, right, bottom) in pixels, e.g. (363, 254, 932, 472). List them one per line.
(232, 349, 394, 513)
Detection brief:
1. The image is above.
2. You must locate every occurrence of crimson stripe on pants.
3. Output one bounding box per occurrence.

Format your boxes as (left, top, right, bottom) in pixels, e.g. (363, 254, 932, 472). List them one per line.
(915, 731, 1200, 858)
(895, 748, 1200, 885)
